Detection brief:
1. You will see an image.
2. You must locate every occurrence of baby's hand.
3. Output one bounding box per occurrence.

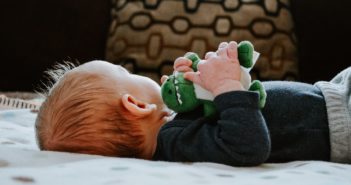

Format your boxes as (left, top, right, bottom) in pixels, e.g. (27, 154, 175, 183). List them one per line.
(184, 41, 244, 96)
(173, 54, 194, 73)
(160, 53, 195, 84)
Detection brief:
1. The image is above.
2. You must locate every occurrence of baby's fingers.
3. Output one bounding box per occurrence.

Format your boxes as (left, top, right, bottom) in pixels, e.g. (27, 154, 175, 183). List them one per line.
(216, 42, 229, 58)
(174, 57, 192, 71)
(184, 71, 202, 85)
(160, 75, 169, 84)
(227, 41, 238, 61)
(176, 66, 193, 72)
(205, 52, 216, 60)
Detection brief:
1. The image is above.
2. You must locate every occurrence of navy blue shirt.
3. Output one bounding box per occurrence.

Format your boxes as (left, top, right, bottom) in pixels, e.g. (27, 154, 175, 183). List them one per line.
(153, 81, 330, 166)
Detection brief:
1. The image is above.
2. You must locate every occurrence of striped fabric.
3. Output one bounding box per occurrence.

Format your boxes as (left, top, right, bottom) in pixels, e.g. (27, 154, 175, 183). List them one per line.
(0, 95, 41, 111)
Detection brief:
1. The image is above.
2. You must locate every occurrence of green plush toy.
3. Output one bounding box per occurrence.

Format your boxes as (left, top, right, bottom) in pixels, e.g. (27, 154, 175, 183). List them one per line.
(161, 41, 267, 117)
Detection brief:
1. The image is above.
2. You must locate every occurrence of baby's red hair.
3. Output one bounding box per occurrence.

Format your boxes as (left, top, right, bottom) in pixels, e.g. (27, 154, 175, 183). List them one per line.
(35, 65, 145, 158)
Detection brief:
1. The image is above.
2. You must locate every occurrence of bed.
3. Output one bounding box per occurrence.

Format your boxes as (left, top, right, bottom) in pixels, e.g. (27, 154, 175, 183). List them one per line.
(0, 98, 351, 185)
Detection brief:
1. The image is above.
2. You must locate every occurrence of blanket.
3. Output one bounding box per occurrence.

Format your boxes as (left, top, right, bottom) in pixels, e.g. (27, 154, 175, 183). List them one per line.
(1, 109, 351, 185)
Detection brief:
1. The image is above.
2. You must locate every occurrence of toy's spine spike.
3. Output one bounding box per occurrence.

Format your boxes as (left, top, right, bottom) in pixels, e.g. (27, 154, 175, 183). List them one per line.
(175, 85, 183, 105)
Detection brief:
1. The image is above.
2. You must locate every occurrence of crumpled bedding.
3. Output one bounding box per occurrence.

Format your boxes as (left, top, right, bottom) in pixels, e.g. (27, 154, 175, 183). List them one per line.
(1, 109, 351, 185)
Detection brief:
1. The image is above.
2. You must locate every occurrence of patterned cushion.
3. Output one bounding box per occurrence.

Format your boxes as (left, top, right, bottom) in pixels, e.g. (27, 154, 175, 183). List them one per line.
(106, 0, 298, 82)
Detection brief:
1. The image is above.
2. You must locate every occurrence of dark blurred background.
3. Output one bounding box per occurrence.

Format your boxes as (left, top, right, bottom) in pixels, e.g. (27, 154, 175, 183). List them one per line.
(0, 0, 111, 91)
(291, 0, 351, 84)
(0, 0, 350, 91)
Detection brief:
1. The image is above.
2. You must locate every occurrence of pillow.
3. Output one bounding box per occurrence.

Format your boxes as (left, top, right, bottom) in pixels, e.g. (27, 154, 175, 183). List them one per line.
(106, 0, 298, 82)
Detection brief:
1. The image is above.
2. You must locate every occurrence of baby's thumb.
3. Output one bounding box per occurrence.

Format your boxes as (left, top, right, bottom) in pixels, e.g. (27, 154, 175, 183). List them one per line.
(184, 71, 202, 85)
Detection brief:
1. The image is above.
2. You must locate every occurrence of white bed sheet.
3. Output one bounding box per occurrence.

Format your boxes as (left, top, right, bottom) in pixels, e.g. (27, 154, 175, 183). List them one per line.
(1, 109, 351, 185)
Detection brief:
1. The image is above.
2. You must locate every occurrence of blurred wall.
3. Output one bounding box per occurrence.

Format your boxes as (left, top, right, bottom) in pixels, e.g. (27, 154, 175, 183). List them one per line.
(0, 0, 111, 91)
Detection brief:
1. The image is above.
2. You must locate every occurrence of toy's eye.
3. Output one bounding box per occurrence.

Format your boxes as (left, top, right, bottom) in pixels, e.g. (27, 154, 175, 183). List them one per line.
(168, 89, 172, 94)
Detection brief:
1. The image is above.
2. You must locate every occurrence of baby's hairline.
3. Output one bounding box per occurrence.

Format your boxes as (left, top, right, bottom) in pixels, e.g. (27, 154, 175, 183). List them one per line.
(41, 61, 118, 97)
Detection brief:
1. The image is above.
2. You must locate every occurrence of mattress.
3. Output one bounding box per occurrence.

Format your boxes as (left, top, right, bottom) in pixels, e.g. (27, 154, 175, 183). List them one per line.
(0, 108, 351, 185)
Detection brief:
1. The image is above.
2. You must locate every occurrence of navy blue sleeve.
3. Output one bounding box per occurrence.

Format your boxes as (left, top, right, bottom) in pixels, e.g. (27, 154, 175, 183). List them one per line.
(153, 91, 271, 166)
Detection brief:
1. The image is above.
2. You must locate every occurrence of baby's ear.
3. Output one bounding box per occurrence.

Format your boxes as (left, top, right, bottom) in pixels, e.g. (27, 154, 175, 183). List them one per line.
(121, 94, 156, 118)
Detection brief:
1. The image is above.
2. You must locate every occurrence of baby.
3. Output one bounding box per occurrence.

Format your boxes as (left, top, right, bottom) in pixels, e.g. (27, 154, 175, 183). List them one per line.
(35, 41, 351, 166)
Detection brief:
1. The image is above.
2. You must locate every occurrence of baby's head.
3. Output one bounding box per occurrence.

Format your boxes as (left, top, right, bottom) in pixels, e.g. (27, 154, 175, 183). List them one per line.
(35, 60, 170, 159)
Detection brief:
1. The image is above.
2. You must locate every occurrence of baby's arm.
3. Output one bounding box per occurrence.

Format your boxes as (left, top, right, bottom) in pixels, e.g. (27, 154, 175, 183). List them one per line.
(155, 91, 271, 166)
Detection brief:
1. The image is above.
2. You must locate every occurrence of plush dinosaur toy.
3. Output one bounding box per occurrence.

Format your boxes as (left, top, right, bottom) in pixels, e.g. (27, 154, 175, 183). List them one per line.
(161, 41, 266, 117)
